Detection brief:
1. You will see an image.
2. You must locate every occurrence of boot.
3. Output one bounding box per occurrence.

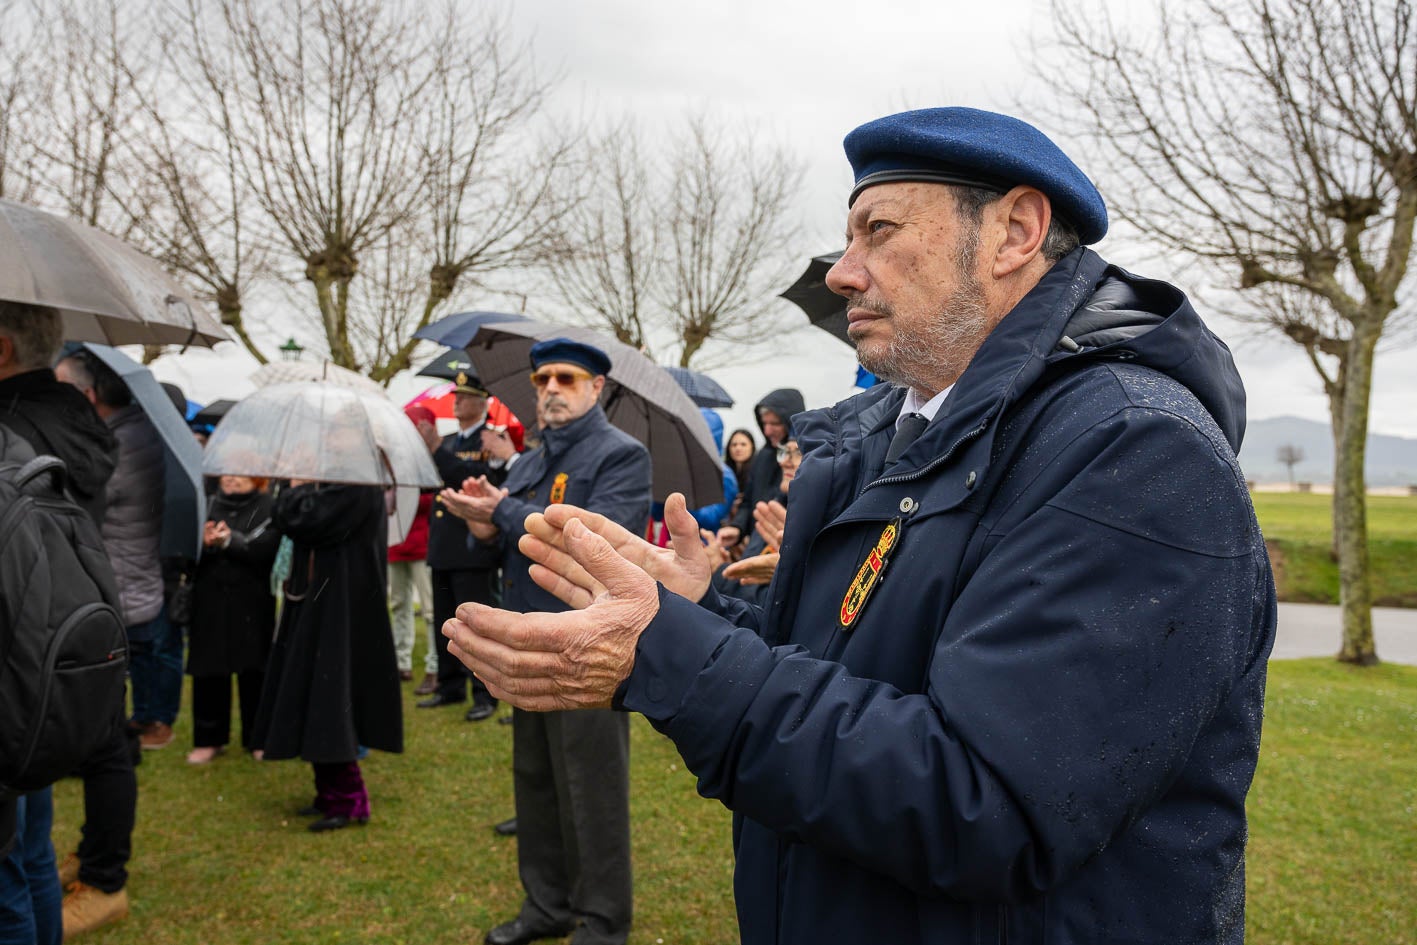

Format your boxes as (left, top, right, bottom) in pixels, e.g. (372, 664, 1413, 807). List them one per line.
(413, 672, 438, 696)
(62, 882, 130, 938)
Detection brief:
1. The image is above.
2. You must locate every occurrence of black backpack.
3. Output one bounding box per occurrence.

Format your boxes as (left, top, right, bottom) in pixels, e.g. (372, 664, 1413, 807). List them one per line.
(0, 430, 128, 801)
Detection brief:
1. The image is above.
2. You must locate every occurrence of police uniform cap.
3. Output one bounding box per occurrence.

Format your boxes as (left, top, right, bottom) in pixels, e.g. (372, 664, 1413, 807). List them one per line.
(529, 338, 612, 377)
(843, 107, 1108, 244)
(452, 371, 489, 397)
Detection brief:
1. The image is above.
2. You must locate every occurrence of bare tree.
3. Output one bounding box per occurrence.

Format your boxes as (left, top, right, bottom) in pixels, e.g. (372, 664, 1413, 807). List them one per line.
(368, 7, 577, 383)
(1042, 0, 1417, 664)
(0, 1, 45, 202)
(543, 121, 658, 352)
(546, 115, 806, 368)
(1276, 443, 1306, 487)
(205, 0, 433, 371)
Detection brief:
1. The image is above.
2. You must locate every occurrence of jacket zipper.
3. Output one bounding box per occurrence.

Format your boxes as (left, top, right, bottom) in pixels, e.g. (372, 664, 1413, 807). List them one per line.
(861, 417, 992, 495)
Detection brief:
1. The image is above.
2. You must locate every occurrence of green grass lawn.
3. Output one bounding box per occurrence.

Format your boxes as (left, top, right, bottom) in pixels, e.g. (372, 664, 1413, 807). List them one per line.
(1252, 493, 1417, 606)
(51, 646, 1416, 943)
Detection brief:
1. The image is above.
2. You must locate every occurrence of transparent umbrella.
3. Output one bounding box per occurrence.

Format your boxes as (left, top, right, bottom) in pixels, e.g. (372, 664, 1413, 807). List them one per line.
(250, 359, 384, 394)
(201, 383, 440, 544)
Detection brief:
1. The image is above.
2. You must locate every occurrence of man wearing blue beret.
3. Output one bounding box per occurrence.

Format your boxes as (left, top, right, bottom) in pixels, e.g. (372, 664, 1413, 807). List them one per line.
(441, 337, 649, 945)
(446, 109, 1276, 945)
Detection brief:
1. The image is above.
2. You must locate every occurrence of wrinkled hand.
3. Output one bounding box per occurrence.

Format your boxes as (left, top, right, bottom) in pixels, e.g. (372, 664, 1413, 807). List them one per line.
(416, 419, 441, 453)
(439, 476, 506, 524)
(481, 426, 516, 461)
(443, 518, 659, 710)
(518, 493, 711, 610)
(753, 499, 787, 550)
(202, 520, 221, 548)
(722, 552, 780, 586)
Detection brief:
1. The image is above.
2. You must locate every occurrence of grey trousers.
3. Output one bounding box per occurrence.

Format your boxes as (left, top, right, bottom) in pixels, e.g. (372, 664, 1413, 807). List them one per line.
(513, 708, 632, 945)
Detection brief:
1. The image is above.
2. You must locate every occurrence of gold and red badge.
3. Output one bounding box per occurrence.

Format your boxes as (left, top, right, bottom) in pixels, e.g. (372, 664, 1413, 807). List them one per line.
(839, 518, 901, 629)
(549, 472, 569, 504)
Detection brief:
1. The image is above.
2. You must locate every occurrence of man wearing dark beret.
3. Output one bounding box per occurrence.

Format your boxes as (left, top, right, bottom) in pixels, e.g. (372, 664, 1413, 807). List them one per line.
(446, 109, 1276, 945)
(440, 337, 648, 945)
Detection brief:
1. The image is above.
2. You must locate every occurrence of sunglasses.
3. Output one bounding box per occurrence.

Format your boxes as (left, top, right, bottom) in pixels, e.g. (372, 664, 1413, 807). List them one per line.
(529, 368, 593, 389)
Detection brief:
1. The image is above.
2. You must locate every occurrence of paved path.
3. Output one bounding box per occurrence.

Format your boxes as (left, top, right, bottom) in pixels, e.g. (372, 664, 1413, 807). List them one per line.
(1272, 602, 1417, 665)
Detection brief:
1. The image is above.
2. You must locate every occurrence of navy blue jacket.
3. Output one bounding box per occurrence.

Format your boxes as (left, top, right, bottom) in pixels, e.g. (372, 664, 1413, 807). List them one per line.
(491, 405, 651, 614)
(618, 249, 1277, 945)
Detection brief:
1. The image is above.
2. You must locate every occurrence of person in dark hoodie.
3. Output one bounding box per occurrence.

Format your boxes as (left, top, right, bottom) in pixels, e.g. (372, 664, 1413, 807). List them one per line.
(0, 303, 132, 940)
(446, 108, 1277, 945)
(716, 388, 804, 551)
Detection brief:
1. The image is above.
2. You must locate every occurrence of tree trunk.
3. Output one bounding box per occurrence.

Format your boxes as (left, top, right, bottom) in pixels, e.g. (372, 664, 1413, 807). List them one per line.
(216, 286, 268, 365)
(1333, 327, 1380, 665)
(305, 252, 359, 369)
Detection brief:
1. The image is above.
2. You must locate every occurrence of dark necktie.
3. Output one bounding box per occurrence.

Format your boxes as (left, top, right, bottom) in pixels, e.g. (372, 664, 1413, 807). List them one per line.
(884, 412, 929, 466)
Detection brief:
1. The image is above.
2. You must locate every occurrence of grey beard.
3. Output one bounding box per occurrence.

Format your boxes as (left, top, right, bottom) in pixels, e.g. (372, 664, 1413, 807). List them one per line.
(857, 282, 991, 396)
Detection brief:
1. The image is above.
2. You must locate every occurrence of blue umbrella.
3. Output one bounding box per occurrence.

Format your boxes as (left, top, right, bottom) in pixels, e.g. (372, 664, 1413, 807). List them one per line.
(413, 311, 529, 349)
(73, 344, 206, 559)
(664, 365, 734, 408)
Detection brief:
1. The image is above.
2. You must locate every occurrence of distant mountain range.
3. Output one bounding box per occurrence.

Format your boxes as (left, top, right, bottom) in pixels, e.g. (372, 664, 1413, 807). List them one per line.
(1237, 416, 1417, 486)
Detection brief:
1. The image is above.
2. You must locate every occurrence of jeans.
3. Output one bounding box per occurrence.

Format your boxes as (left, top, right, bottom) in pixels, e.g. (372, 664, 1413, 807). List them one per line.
(0, 789, 62, 945)
(128, 606, 183, 726)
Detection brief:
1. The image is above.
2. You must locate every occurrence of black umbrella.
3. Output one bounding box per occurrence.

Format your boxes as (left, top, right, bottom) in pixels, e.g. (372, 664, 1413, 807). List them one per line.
(73, 344, 206, 559)
(413, 310, 530, 349)
(780, 251, 848, 344)
(191, 399, 237, 428)
(464, 320, 723, 507)
(415, 346, 476, 380)
(664, 366, 734, 408)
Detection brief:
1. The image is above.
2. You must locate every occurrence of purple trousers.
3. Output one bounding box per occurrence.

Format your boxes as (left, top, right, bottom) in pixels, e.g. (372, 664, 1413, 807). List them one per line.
(312, 762, 370, 821)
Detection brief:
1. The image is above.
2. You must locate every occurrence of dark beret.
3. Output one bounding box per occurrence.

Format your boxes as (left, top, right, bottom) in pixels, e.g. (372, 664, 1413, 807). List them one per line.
(529, 337, 612, 377)
(844, 107, 1108, 244)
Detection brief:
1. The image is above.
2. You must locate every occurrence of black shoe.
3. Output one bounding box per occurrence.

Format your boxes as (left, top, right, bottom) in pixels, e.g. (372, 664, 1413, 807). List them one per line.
(493, 816, 518, 836)
(296, 804, 323, 817)
(308, 814, 364, 832)
(416, 692, 466, 708)
(484, 917, 572, 945)
(465, 702, 496, 722)
(498, 714, 514, 725)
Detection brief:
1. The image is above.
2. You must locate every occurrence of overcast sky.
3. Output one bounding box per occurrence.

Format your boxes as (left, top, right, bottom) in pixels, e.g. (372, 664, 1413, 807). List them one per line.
(145, 0, 1416, 441)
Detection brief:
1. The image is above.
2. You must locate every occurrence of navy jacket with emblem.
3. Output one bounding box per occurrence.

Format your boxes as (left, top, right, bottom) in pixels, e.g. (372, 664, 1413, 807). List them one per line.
(617, 248, 1277, 945)
(427, 425, 506, 572)
(491, 405, 651, 614)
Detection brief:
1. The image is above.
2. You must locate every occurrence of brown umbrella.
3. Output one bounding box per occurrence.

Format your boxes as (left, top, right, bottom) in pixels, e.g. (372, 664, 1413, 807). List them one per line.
(0, 198, 227, 347)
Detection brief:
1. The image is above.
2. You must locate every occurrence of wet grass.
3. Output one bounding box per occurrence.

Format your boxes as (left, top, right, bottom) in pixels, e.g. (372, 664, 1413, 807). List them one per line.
(50, 642, 1414, 942)
(1253, 494, 1417, 606)
(1246, 659, 1417, 944)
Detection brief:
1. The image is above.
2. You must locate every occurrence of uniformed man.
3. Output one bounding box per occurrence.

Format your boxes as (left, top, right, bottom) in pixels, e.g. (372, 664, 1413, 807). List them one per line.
(414, 371, 510, 721)
(443, 109, 1278, 945)
(441, 338, 649, 945)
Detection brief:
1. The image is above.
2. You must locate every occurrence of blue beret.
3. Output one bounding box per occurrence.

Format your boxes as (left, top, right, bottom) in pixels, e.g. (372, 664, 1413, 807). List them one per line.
(844, 107, 1107, 244)
(529, 337, 612, 377)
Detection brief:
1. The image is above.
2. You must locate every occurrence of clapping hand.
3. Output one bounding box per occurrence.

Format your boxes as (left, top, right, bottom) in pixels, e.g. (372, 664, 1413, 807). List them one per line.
(753, 499, 787, 550)
(443, 518, 659, 710)
(722, 551, 780, 586)
(518, 493, 712, 610)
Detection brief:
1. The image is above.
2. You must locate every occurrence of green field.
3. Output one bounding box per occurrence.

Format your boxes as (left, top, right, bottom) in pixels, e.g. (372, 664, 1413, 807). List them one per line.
(1252, 493, 1417, 607)
(49, 652, 1417, 944)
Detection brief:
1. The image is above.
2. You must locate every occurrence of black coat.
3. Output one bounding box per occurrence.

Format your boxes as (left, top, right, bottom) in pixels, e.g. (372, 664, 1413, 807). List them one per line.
(252, 483, 402, 763)
(187, 489, 279, 677)
(426, 425, 506, 571)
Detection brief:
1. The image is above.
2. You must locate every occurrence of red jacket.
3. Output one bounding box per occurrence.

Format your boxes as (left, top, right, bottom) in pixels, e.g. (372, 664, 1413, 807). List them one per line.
(388, 492, 433, 562)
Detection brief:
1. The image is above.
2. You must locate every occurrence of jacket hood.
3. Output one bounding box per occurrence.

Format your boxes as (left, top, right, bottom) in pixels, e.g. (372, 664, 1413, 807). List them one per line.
(700, 408, 725, 453)
(754, 388, 806, 439)
(0, 368, 118, 499)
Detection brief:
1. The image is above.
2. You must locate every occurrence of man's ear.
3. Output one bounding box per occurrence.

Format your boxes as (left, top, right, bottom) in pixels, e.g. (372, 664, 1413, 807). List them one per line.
(988, 186, 1050, 279)
(592, 375, 606, 397)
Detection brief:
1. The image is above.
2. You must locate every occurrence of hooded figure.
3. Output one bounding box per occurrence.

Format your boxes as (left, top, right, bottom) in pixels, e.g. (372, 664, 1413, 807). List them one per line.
(720, 388, 804, 544)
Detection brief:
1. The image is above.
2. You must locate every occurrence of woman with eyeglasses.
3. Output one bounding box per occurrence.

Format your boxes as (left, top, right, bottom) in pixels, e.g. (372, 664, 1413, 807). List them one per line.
(711, 435, 800, 607)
